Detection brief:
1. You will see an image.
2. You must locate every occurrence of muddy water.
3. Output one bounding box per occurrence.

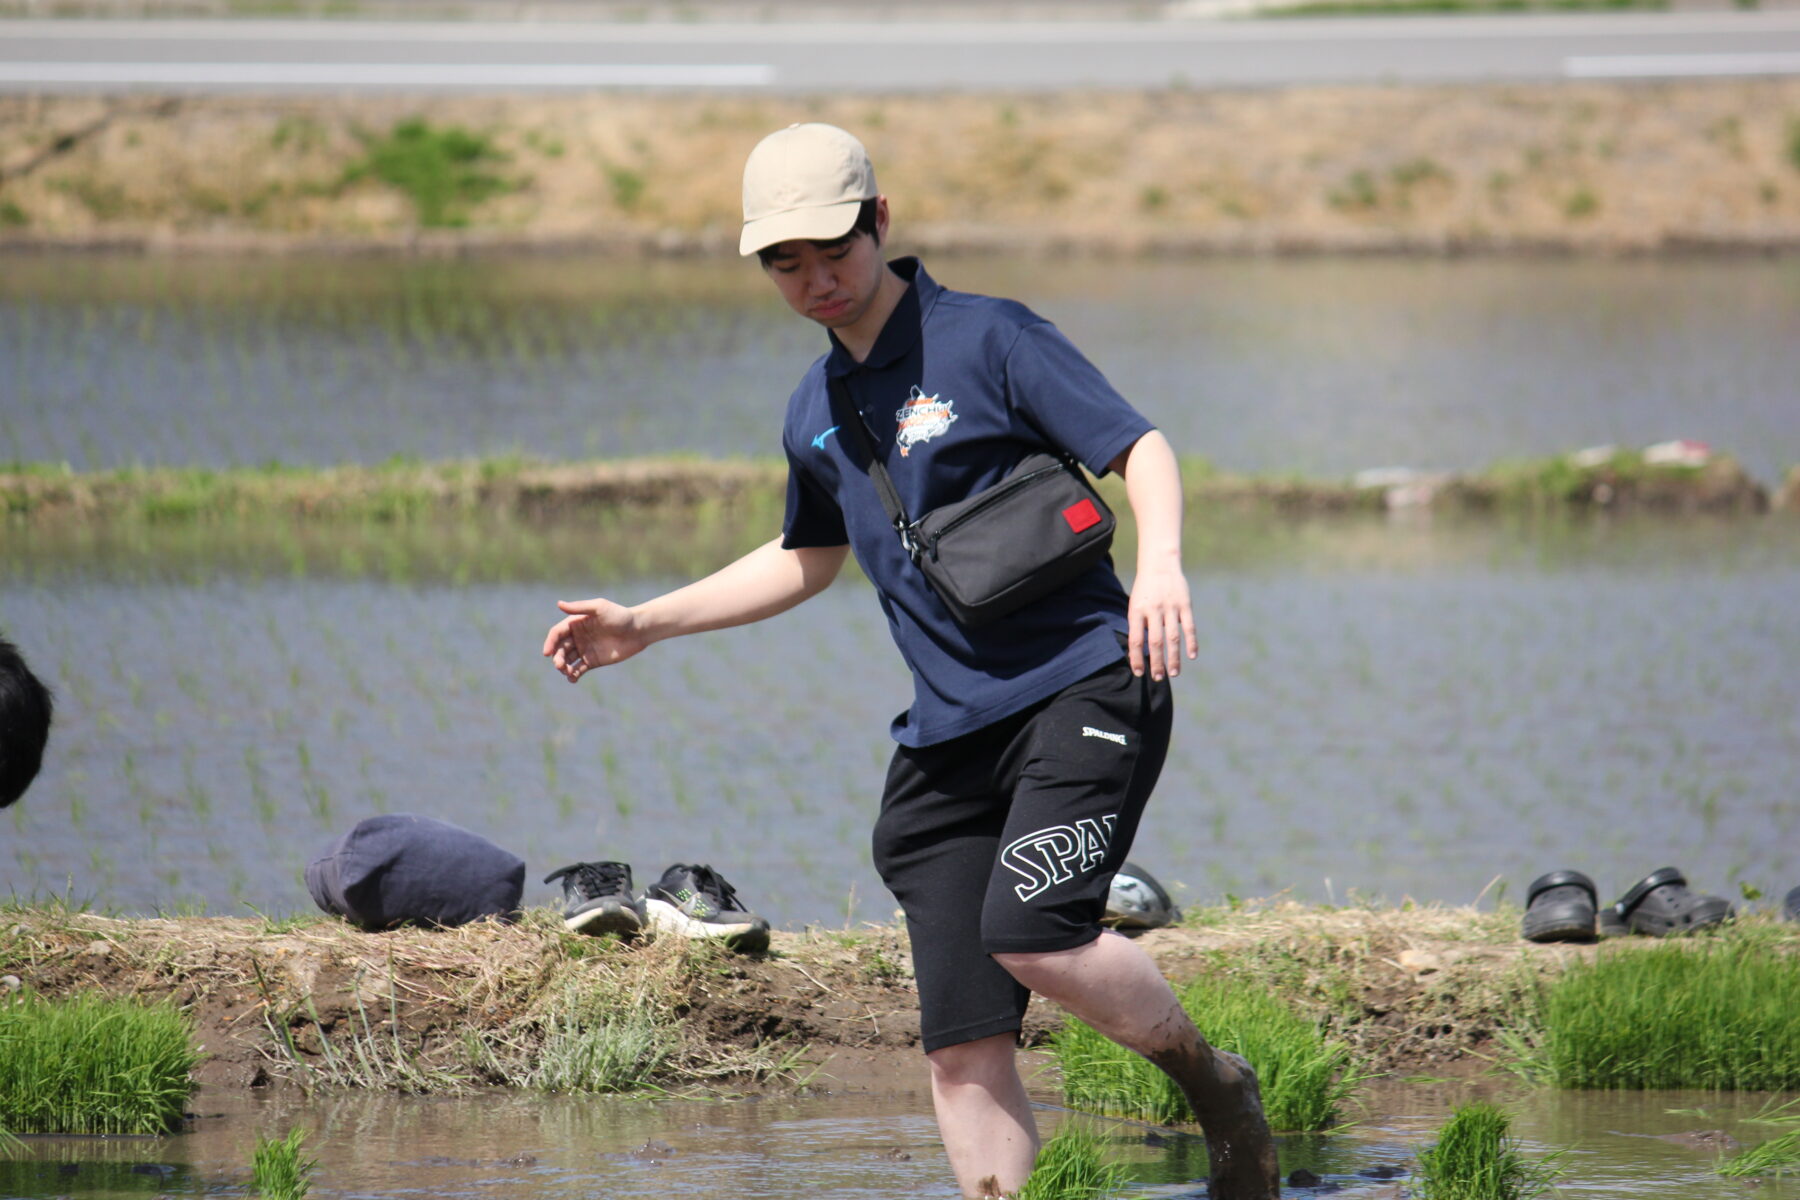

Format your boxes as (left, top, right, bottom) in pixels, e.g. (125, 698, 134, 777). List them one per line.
(4, 253, 1799, 482)
(2, 1075, 1797, 1198)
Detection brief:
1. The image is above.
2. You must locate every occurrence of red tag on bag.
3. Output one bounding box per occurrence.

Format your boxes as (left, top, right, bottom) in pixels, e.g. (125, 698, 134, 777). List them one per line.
(1062, 498, 1102, 534)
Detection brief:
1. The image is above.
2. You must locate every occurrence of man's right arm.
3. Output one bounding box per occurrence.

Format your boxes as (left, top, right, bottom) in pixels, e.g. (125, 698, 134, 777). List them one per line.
(543, 536, 849, 683)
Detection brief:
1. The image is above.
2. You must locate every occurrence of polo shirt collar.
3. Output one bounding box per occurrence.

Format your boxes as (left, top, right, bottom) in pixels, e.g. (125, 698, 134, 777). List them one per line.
(825, 257, 941, 379)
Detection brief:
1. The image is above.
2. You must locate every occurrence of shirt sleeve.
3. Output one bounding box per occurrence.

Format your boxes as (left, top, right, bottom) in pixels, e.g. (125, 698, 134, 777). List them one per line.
(1003, 320, 1155, 477)
(780, 442, 849, 549)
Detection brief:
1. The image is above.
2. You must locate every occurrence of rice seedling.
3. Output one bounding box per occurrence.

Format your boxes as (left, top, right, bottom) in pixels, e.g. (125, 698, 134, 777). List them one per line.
(1515, 941, 1800, 1089)
(251, 1127, 317, 1198)
(1414, 1102, 1559, 1200)
(1015, 1123, 1127, 1200)
(1052, 972, 1362, 1131)
(1719, 1129, 1800, 1178)
(0, 992, 198, 1134)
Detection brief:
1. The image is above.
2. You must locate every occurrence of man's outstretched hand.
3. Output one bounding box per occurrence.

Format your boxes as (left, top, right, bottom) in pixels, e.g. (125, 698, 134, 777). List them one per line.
(542, 598, 647, 683)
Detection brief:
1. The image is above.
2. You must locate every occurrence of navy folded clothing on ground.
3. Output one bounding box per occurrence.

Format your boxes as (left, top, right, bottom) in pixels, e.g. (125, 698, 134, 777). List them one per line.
(306, 813, 525, 930)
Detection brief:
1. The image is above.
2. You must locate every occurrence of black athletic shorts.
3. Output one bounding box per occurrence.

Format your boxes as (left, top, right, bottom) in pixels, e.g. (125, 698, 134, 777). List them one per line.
(871, 649, 1173, 1054)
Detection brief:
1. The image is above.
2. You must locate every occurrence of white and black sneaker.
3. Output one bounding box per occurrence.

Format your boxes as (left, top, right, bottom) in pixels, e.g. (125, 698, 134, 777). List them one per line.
(643, 863, 770, 953)
(543, 860, 646, 936)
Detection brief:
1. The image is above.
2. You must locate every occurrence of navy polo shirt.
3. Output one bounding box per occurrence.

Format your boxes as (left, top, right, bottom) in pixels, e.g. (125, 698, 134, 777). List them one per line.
(780, 258, 1154, 747)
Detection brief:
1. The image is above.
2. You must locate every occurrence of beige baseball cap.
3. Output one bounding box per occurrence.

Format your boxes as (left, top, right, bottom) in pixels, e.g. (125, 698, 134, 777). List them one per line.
(739, 123, 878, 257)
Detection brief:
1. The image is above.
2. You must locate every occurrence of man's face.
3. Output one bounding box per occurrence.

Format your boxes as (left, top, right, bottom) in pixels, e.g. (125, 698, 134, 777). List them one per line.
(760, 203, 889, 331)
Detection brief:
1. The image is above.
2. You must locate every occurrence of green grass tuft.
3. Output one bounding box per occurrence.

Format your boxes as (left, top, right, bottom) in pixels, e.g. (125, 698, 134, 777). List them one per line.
(0, 991, 198, 1134)
(341, 118, 518, 228)
(1416, 1101, 1559, 1200)
(465, 972, 679, 1094)
(251, 1128, 317, 1198)
(526, 976, 678, 1093)
(1720, 1128, 1800, 1178)
(1522, 942, 1800, 1090)
(1015, 1123, 1126, 1200)
(1051, 974, 1362, 1132)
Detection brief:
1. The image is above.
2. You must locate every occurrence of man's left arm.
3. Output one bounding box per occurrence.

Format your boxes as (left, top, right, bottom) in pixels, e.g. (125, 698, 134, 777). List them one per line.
(1107, 430, 1197, 682)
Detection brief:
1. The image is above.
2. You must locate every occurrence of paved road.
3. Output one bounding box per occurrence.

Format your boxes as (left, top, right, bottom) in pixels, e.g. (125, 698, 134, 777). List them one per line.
(3, 12, 1800, 91)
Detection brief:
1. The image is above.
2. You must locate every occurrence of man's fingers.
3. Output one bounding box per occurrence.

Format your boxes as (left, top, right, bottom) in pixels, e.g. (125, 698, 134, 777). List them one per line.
(1127, 622, 1146, 678)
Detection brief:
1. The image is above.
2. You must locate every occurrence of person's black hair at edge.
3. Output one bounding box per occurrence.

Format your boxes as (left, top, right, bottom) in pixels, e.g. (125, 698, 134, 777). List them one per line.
(0, 632, 53, 809)
(756, 198, 880, 268)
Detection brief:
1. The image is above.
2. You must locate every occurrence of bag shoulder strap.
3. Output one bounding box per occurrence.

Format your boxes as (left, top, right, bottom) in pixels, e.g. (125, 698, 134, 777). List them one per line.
(827, 376, 916, 541)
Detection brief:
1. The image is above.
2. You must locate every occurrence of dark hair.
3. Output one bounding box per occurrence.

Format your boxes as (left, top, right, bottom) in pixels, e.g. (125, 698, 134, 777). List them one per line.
(0, 632, 52, 809)
(756, 198, 880, 267)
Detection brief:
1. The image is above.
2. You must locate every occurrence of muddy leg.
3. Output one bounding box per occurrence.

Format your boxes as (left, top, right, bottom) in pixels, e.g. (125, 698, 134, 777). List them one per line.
(1147, 1037, 1280, 1200)
(998, 937, 1279, 1199)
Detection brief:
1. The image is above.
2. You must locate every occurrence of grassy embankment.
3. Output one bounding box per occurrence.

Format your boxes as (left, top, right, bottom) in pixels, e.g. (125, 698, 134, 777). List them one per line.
(5, 898, 1800, 1098)
(0, 445, 1783, 531)
(2, 82, 1799, 253)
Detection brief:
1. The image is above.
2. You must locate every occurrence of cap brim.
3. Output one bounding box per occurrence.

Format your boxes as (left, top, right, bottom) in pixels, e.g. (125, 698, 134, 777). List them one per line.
(739, 198, 863, 257)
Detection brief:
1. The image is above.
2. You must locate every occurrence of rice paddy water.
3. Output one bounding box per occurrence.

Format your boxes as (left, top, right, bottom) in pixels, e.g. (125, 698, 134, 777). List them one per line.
(3, 1078, 1798, 1198)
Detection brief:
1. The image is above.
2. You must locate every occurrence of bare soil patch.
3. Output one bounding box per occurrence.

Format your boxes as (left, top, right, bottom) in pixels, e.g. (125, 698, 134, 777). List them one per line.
(2, 81, 1799, 254)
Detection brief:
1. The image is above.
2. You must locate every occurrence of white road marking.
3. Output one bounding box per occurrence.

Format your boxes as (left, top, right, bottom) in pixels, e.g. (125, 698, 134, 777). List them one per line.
(1565, 51, 1800, 77)
(0, 61, 775, 86)
(5, 13, 1800, 43)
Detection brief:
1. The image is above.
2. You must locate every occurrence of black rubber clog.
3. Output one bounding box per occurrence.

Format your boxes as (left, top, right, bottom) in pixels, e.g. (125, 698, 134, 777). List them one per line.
(1521, 869, 1598, 943)
(1610, 867, 1734, 937)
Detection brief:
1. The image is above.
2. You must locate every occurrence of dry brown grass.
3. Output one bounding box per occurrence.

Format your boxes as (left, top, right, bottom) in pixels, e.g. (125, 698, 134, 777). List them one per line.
(2, 82, 1798, 252)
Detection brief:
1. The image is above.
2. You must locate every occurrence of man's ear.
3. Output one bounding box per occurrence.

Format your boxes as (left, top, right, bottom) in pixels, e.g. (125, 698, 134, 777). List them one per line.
(874, 195, 890, 247)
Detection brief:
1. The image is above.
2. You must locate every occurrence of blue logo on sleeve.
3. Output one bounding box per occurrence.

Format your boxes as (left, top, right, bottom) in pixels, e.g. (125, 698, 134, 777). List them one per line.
(811, 424, 841, 451)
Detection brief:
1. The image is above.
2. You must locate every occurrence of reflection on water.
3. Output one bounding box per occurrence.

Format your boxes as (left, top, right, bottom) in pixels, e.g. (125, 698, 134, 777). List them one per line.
(3, 515, 1797, 929)
(2, 1077, 1795, 1198)
(4, 253, 1798, 481)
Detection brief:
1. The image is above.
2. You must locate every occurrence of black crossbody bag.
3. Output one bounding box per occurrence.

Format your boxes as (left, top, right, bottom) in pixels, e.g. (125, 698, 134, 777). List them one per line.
(828, 378, 1116, 628)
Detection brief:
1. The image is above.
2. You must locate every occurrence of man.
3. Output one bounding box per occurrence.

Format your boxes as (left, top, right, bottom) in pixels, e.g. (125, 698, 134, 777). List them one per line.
(542, 123, 1278, 1199)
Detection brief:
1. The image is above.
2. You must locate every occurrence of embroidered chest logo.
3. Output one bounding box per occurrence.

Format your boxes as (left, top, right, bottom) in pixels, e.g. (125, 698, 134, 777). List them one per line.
(894, 386, 957, 457)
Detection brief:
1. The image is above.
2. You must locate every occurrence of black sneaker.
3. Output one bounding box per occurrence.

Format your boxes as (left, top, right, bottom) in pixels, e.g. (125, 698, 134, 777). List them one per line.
(543, 861, 646, 936)
(643, 863, 770, 953)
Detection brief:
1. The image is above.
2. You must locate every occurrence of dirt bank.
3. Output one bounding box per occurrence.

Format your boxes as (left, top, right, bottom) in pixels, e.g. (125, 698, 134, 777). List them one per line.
(6, 902, 1794, 1096)
(2, 81, 1799, 254)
